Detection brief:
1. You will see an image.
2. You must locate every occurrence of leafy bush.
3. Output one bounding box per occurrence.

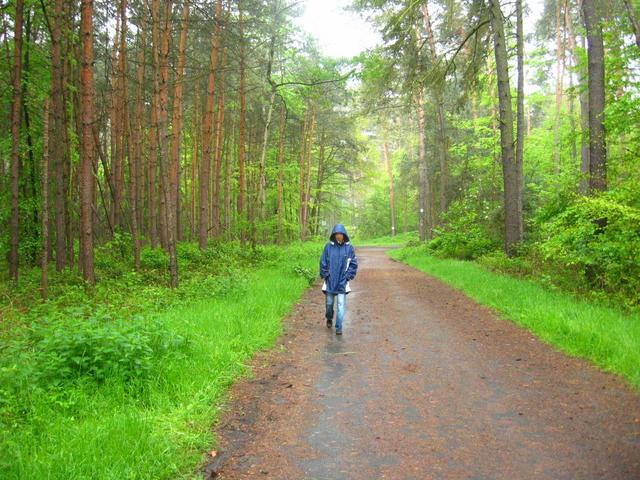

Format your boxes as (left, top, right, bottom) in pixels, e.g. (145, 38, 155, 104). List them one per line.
(534, 195, 640, 307)
(140, 246, 169, 270)
(33, 314, 188, 385)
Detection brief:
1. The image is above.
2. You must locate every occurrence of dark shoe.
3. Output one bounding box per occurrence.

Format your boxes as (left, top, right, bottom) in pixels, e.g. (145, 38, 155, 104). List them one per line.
(335, 329, 342, 335)
(326, 318, 332, 328)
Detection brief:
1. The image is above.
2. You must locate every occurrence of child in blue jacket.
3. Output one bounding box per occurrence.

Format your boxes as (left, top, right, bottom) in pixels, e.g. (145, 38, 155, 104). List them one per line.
(319, 224, 358, 335)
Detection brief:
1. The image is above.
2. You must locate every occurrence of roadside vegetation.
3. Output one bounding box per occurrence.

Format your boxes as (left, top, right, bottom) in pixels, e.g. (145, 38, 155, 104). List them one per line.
(0, 240, 320, 479)
(389, 245, 640, 389)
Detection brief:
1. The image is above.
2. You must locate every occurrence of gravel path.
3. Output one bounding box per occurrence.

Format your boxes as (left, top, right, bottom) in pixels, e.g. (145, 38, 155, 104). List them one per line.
(205, 248, 640, 480)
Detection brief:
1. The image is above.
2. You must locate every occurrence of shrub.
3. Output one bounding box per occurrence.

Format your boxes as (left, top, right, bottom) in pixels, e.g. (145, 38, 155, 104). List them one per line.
(140, 246, 169, 270)
(534, 195, 640, 307)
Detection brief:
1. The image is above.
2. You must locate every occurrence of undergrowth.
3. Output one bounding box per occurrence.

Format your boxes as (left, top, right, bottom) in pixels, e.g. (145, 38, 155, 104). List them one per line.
(0, 240, 322, 479)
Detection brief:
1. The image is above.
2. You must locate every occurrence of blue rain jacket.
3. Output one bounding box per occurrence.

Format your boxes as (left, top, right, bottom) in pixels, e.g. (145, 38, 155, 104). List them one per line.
(319, 224, 358, 294)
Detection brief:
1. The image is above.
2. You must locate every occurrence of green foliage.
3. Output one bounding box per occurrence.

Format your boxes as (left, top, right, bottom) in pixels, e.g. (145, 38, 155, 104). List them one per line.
(533, 194, 640, 307)
(0, 241, 323, 479)
(428, 202, 498, 260)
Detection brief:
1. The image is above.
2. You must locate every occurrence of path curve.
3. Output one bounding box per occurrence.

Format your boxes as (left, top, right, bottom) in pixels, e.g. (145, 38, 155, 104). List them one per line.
(205, 248, 640, 480)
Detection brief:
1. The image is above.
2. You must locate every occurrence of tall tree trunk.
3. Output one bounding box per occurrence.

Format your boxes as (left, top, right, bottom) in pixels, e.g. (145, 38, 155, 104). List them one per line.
(422, 2, 448, 216)
(553, 0, 565, 173)
(416, 89, 431, 241)
(154, 0, 178, 287)
(298, 112, 308, 241)
(302, 110, 316, 240)
(200, 0, 223, 249)
(9, 0, 24, 281)
(171, 0, 190, 243)
(515, 0, 525, 240)
(191, 82, 201, 240)
(623, 0, 640, 47)
(41, 99, 50, 300)
(383, 142, 396, 237)
(51, 0, 68, 270)
(276, 103, 286, 244)
(148, 0, 158, 247)
(224, 123, 233, 237)
(582, 0, 607, 193)
(132, 17, 147, 268)
(212, 47, 227, 238)
(238, 0, 247, 243)
(567, 5, 590, 194)
(79, 0, 96, 285)
(489, 0, 522, 254)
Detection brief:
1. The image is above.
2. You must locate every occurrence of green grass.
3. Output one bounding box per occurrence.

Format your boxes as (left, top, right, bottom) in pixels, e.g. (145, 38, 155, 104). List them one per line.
(357, 231, 419, 247)
(389, 246, 640, 389)
(1, 243, 321, 479)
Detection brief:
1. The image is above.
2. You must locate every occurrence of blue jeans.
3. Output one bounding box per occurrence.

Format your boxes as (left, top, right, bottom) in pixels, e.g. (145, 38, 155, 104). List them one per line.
(325, 293, 346, 331)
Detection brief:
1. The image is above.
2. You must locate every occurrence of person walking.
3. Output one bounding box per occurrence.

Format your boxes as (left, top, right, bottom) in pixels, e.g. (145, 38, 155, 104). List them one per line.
(319, 224, 358, 335)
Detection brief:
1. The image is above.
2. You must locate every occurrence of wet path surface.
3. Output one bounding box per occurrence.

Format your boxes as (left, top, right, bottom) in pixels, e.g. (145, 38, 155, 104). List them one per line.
(206, 248, 640, 479)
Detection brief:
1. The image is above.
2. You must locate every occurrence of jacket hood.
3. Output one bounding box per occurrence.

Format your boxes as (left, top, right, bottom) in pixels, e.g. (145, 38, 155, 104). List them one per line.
(329, 223, 350, 243)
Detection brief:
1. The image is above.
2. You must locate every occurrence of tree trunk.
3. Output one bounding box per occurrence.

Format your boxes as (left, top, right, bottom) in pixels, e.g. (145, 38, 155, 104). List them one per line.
(154, 0, 178, 287)
(515, 0, 525, 240)
(623, 0, 640, 48)
(302, 110, 316, 240)
(200, 0, 223, 249)
(238, 0, 247, 243)
(9, 0, 24, 281)
(212, 46, 227, 238)
(51, 0, 68, 271)
(171, 0, 190, 243)
(41, 99, 50, 300)
(191, 82, 201, 240)
(553, 0, 565, 173)
(489, 0, 522, 254)
(79, 0, 96, 285)
(582, 0, 607, 193)
(298, 112, 308, 241)
(276, 103, 286, 244)
(567, 6, 590, 193)
(416, 89, 431, 241)
(131, 17, 147, 269)
(422, 2, 448, 216)
(383, 142, 396, 237)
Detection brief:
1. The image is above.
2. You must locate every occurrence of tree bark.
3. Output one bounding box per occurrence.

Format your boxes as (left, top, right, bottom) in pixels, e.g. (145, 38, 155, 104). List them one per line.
(566, 5, 590, 193)
(212, 46, 227, 237)
(79, 0, 96, 285)
(238, 0, 247, 243)
(422, 2, 448, 216)
(623, 0, 640, 48)
(171, 0, 190, 243)
(553, 0, 565, 173)
(154, 0, 178, 287)
(383, 142, 396, 237)
(416, 89, 431, 241)
(41, 98, 50, 300)
(488, 0, 522, 254)
(276, 102, 286, 244)
(298, 112, 308, 241)
(51, 0, 68, 271)
(200, 0, 223, 249)
(582, 0, 607, 193)
(515, 0, 525, 240)
(9, 0, 24, 281)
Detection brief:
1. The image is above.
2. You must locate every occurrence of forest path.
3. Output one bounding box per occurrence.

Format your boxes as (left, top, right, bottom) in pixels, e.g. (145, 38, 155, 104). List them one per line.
(205, 248, 640, 480)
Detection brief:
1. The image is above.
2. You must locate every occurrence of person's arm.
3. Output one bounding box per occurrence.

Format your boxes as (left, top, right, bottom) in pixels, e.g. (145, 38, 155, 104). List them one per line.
(345, 246, 358, 280)
(319, 244, 330, 279)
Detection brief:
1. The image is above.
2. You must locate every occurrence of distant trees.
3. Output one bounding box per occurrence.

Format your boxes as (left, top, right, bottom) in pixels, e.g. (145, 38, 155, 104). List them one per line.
(1, 0, 360, 287)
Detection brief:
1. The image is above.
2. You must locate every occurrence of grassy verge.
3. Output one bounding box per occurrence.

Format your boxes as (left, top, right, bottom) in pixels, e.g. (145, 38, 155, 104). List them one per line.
(389, 246, 640, 389)
(0, 242, 321, 479)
